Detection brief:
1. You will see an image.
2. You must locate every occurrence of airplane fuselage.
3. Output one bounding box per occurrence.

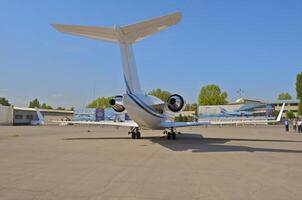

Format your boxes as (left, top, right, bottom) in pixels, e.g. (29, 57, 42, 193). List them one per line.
(123, 93, 171, 129)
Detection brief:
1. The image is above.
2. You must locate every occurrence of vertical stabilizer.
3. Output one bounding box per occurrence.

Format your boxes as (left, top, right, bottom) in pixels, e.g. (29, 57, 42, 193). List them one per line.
(119, 43, 142, 94)
(36, 108, 45, 125)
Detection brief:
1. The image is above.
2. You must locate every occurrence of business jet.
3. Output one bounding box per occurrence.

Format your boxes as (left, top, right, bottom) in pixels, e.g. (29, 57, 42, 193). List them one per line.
(30, 108, 45, 126)
(52, 12, 285, 139)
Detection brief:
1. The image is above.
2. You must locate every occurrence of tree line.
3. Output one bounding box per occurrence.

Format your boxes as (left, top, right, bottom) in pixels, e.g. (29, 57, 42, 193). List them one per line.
(1, 72, 301, 115)
(0, 97, 73, 111)
(84, 72, 302, 117)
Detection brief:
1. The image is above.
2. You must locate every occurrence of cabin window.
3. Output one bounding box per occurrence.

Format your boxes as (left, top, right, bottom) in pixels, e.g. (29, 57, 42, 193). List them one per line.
(15, 115, 23, 119)
(26, 115, 33, 120)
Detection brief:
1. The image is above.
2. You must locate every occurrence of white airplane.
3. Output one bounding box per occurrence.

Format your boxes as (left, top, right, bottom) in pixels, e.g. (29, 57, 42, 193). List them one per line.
(30, 107, 45, 126)
(52, 12, 285, 139)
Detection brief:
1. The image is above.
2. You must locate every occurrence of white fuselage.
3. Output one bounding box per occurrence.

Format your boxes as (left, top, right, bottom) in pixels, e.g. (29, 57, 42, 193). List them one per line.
(123, 93, 172, 129)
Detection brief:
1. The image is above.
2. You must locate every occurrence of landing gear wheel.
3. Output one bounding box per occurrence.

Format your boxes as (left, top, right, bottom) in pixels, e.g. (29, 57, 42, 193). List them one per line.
(136, 131, 141, 139)
(167, 132, 171, 140)
(172, 132, 176, 140)
(131, 132, 136, 139)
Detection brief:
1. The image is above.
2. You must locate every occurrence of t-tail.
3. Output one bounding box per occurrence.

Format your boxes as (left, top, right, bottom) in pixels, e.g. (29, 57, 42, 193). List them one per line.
(52, 12, 182, 94)
(36, 107, 45, 125)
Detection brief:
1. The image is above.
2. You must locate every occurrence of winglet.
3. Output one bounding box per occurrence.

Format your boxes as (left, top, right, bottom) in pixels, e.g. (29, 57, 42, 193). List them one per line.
(276, 103, 285, 122)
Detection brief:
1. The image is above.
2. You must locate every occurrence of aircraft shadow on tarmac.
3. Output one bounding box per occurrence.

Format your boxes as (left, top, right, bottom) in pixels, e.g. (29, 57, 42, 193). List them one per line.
(64, 133, 302, 154)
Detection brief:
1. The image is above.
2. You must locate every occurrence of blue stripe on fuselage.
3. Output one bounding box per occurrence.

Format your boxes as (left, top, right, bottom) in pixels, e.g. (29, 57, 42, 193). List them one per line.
(124, 75, 132, 94)
(123, 74, 165, 119)
(127, 93, 165, 119)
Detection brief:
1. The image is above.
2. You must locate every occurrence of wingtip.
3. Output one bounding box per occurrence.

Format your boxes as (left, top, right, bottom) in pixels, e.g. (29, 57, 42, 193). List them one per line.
(51, 23, 64, 31)
(172, 11, 182, 22)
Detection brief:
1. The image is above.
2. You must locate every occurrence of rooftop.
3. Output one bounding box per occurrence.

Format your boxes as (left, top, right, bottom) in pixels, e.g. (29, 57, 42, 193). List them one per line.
(13, 106, 74, 114)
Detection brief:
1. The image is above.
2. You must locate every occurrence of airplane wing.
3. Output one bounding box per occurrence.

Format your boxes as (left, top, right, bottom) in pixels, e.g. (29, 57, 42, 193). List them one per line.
(204, 103, 285, 125)
(53, 120, 139, 127)
(161, 103, 285, 128)
(209, 119, 276, 125)
(160, 121, 211, 128)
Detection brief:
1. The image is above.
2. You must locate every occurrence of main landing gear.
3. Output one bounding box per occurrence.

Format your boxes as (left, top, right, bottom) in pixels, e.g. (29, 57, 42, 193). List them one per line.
(164, 127, 177, 140)
(128, 127, 141, 139)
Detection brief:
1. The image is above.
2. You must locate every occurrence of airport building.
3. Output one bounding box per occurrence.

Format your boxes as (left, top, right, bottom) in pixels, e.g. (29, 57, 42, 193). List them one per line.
(0, 105, 73, 125)
(0, 105, 14, 125)
(270, 99, 299, 116)
(198, 98, 300, 119)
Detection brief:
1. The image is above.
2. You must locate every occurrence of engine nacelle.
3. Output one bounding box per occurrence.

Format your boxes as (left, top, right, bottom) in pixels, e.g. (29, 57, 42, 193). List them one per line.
(167, 94, 185, 112)
(109, 95, 125, 112)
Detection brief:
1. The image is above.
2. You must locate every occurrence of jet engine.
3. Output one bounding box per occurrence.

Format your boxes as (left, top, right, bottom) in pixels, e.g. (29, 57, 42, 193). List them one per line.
(109, 95, 125, 112)
(167, 94, 185, 112)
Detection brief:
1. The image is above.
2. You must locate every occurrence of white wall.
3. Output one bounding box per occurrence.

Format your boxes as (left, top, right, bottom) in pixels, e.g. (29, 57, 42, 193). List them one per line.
(198, 105, 242, 115)
(0, 105, 13, 125)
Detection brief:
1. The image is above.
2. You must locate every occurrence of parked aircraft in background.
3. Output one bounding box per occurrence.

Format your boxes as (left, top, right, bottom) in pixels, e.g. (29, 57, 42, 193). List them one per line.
(220, 107, 253, 117)
(30, 108, 45, 126)
(52, 12, 285, 139)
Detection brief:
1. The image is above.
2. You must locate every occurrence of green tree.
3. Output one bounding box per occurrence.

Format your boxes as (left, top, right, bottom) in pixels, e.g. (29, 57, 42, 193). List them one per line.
(299, 100, 302, 116)
(148, 88, 171, 101)
(175, 114, 183, 122)
(278, 92, 292, 100)
(273, 110, 279, 118)
(297, 72, 302, 99)
(40, 103, 53, 109)
(198, 84, 228, 105)
(86, 97, 112, 108)
(184, 103, 198, 111)
(0, 97, 10, 106)
(175, 114, 194, 122)
(29, 98, 41, 108)
(297, 72, 302, 115)
(286, 111, 295, 119)
(56, 107, 65, 110)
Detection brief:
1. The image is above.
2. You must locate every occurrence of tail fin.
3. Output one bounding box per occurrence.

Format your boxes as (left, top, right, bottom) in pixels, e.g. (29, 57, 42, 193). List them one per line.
(51, 12, 181, 44)
(35, 107, 45, 125)
(52, 12, 181, 94)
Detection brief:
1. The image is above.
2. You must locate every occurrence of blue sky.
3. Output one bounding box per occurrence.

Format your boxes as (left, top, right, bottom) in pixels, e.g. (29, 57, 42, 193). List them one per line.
(0, 0, 301, 108)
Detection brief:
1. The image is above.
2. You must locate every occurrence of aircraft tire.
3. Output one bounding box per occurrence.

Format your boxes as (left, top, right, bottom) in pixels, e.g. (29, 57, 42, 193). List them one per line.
(172, 132, 176, 140)
(136, 132, 141, 139)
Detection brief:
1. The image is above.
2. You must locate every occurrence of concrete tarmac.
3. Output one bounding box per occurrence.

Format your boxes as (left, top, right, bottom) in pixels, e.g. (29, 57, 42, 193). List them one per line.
(0, 125, 302, 200)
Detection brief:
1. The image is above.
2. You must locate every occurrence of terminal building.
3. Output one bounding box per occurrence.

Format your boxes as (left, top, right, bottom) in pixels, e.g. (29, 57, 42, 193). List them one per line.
(0, 105, 73, 125)
(198, 98, 300, 119)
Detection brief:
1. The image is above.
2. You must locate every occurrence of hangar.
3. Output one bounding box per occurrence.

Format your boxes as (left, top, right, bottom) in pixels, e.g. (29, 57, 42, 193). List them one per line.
(0, 105, 73, 125)
(198, 98, 300, 119)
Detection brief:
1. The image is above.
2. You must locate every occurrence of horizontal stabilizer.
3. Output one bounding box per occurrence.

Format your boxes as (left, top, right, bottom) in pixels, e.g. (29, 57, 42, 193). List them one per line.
(52, 12, 181, 44)
(122, 12, 181, 43)
(51, 24, 118, 42)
